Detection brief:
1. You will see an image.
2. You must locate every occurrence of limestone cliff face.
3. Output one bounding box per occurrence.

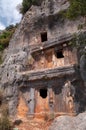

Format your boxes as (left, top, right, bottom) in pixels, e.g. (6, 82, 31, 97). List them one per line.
(49, 112, 86, 130)
(0, 0, 86, 118)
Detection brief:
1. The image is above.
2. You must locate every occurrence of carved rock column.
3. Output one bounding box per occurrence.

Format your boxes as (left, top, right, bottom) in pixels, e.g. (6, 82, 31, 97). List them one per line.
(48, 86, 54, 112)
(29, 87, 35, 116)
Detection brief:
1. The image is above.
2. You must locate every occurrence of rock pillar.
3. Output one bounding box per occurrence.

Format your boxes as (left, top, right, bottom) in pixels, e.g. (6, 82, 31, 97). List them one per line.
(29, 87, 35, 116)
(48, 86, 54, 112)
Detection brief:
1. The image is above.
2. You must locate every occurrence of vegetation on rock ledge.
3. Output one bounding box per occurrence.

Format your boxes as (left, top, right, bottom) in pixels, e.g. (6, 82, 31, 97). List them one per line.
(66, 0, 86, 19)
(0, 25, 17, 51)
(0, 25, 17, 64)
(20, 0, 86, 19)
(0, 90, 13, 130)
(20, 0, 43, 14)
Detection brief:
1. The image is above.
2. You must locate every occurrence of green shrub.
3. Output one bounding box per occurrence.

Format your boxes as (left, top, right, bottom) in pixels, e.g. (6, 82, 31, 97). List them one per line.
(0, 89, 13, 130)
(0, 90, 3, 105)
(0, 25, 16, 51)
(0, 116, 12, 130)
(20, 0, 43, 14)
(78, 24, 84, 30)
(0, 55, 3, 64)
(0, 25, 16, 64)
(70, 32, 86, 48)
(66, 0, 86, 20)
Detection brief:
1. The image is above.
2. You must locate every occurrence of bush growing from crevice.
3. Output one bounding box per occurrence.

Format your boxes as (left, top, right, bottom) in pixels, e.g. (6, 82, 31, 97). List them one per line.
(0, 90, 3, 106)
(0, 116, 12, 130)
(0, 27, 16, 51)
(0, 90, 13, 130)
(20, 0, 44, 15)
(72, 32, 86, 47)
(66, 0, 86, 20)
(68, 32, 86, 57)
(58, 0, 86, 20)
(0, 25, 17, 64)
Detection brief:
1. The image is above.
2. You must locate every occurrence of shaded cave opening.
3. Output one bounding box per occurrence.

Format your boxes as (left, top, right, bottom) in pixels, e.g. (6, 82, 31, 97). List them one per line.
(40, 88, 47, 98)
(41, 32, 47, 42)
(56, 50, 64, 58)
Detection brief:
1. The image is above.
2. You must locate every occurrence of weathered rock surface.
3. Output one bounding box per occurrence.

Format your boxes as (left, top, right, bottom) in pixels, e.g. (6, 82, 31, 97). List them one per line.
(49, 112, 86, 130)
(0, 0, 86, 119)
(80, 54, 86, 84)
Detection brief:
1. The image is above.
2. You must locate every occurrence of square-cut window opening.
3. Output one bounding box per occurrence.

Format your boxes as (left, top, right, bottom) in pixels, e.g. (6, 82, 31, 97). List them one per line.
(56, 50, 64, 58)
(41, 32, 47, 42)
(0, 100, 2, 106)
(40, 88, 47, 98)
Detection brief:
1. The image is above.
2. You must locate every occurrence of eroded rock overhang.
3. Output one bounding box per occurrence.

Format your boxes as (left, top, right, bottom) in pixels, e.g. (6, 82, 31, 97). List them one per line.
(17, 65, 79, 88)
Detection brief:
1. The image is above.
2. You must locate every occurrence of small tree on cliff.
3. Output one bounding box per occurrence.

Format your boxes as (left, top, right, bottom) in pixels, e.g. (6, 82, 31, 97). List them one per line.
(20, 0, 43, 15)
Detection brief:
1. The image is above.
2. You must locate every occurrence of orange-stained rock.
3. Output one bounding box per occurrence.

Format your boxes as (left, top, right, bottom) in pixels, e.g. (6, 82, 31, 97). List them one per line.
(35, 91, 50, 119)
(17, 94, 28, 118)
